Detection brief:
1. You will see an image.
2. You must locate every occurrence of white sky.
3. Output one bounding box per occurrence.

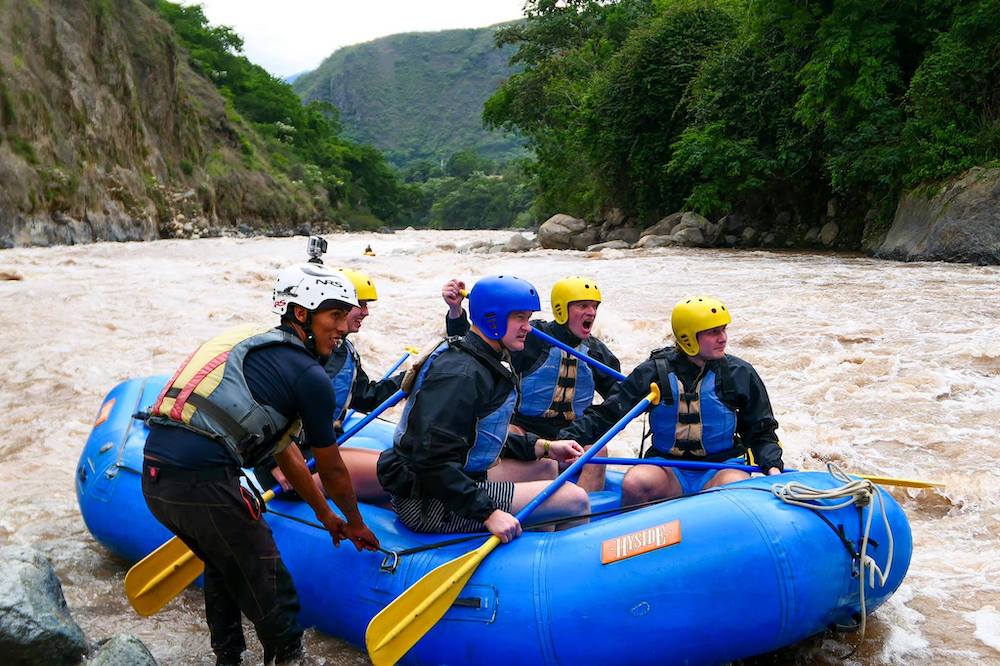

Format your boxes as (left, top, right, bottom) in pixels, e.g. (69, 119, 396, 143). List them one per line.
(180, 1, 527, 77)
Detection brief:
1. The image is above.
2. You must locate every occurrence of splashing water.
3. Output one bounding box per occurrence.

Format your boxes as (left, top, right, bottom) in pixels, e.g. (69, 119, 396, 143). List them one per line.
(1, 230, 997, 664)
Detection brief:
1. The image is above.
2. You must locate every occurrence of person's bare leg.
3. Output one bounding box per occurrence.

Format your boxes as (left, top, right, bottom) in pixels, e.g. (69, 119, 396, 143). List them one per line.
(507, 480, 589, 531)
(488, 457, 558, 482)
(339, 448, 389, 504)
(701, 469, 749, 490)
(620, 465, 682, 506)
(574, 445, 607, 492)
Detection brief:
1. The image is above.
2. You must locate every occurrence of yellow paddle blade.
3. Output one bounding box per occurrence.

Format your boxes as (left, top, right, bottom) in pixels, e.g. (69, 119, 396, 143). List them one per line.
(855, 473, 944, 489)
(124, 536, 205, 616)
(366, 536, 501, 666)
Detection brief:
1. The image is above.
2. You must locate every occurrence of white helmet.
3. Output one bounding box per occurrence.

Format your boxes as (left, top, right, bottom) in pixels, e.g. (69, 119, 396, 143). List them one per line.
(272, 263, 359, 315)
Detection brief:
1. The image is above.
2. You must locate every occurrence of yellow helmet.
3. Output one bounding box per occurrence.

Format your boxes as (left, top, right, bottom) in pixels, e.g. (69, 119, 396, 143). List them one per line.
(335, 268, 378, 302)
(671, 296, 731, 356)
(550, 276, 602, 324)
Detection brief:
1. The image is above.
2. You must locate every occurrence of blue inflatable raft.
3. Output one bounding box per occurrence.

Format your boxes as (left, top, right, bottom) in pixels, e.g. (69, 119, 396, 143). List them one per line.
(77, 376, 913, 665)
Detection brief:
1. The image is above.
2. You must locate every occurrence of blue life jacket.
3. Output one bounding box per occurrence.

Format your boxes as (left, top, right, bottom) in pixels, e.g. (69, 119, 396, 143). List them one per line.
(648, 365, 740, 461)
(393, 340, 517, 474)
(328, 338, 359, 423)
(518, 344, 595, 421)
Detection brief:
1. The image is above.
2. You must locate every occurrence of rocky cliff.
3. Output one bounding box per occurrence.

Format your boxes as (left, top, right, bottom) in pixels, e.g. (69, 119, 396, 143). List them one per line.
(0, 0, 330, 248)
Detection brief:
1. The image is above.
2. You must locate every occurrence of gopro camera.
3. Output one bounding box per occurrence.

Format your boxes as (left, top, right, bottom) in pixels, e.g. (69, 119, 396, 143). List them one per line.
(306, 235, 328, 263)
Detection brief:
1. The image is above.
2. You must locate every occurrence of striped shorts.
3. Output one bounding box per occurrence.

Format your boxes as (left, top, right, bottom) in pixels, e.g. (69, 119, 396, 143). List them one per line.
(390, 481, 515, 534)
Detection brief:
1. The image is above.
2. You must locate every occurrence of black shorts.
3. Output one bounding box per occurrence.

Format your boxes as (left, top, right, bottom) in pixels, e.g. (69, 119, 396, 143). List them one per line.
(390, 481, 515, 533)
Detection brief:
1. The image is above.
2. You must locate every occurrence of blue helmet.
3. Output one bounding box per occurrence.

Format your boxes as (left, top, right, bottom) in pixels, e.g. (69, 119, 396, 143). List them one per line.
(468, 275, 540, 339)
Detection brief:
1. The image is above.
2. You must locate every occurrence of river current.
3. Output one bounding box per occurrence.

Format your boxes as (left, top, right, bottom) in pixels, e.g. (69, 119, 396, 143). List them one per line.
(0, 230, 997, 664)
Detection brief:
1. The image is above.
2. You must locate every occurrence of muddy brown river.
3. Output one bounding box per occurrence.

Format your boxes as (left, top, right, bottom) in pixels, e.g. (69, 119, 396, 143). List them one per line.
(1, 230, 997, 664)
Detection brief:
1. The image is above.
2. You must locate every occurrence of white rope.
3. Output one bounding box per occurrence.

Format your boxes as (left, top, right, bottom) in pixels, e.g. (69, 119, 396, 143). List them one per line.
(769, 463, 895, 645)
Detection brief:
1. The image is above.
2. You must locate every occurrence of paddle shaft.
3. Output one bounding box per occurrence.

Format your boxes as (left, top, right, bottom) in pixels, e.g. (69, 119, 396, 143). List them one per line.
(514, 386, 658, 521)
(456, 287, 624, 382)
(343, 349, 413, 423)
(589, 457, 943, 489)
(267, 387, 407, 497)
(528, 327, 626, 382)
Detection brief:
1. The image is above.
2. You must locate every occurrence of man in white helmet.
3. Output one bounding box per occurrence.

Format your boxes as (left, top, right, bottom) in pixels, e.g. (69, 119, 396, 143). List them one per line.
(142, 262, 380, 666)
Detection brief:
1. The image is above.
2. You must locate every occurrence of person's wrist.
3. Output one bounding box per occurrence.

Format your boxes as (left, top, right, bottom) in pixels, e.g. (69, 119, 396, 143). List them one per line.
(538, 439, 551, 459)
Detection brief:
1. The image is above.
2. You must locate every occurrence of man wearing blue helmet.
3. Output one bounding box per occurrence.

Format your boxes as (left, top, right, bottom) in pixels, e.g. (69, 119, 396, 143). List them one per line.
(377, 276, 588, 542)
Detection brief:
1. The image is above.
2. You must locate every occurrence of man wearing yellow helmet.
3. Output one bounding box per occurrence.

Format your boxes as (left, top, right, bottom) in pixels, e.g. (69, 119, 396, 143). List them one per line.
(560, 296, 783, 505)
(442, 276, 622, 491)
(256, 268, 400, 503)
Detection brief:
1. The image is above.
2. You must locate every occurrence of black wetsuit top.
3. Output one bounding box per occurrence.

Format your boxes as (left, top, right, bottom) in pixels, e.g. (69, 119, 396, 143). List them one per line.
(559, 347, 784, 472)
(376, 332, 536, 522)
(445, 311, 622, 440)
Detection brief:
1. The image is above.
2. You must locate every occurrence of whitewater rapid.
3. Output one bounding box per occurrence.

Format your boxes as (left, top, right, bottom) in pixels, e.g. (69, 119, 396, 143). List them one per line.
(0, 230, 997, 664)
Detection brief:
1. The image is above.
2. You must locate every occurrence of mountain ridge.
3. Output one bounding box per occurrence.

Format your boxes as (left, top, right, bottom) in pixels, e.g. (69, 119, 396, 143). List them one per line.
(293, 24, 525, 168)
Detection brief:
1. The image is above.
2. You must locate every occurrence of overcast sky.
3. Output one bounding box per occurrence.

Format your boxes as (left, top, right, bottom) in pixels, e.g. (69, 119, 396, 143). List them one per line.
(180, 0, 527, 77)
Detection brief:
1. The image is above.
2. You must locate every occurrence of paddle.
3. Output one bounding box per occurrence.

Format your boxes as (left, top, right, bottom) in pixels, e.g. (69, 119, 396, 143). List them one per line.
(342, 347, 418, 423)
(528, 326, 626, 381)
(590, 457, 945, 489)
(364, 383, 661, 666)
(125, 387, 408, 616)
(455, 286, 625, 382)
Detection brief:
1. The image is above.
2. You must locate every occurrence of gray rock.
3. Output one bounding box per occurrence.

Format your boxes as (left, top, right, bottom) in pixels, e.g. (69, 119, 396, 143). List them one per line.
(640, 212, 684, 237)
(89, 634, 157, 666)
(570, 226, 601, 250)
(237, 223, 253, 236)
(741, 227, 758, 245)
(819, 221, 839, 246)
(720, 214, 745, 234)
(875, 167, 1000, 264)
(723, 234, 739, 247)
(603, 207, 627, 228)
(538, 213, 587, 249)
(602, 226, 641, 244)
(586, 240, 632, 251)
(762, 232, 777, 246)
(457, 240, 495, 254)
(827, 197, 838, 219)
(0, 545, 86, 665)
(775, 211, 792, 227)
(670, 226, 706, 246)
(503, 233, 537, 252)
(633, 235, 675, 249)
(804, 226, 820, 243)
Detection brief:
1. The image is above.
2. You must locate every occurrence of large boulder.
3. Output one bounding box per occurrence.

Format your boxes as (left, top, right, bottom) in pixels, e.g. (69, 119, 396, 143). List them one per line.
(502, 233, 538, 253)
(0, 546, 86, 665)
(634, 235, 676, 249)
(602, 226, 641, 244)
(875, 167, 1000, 264)
(641, 212, 684, 237)
(570, 226, 601, 250)
(538, 214, 588, 249)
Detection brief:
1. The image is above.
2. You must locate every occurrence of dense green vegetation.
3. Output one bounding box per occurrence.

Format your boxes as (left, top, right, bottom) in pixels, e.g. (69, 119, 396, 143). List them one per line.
(158, 3, 531, 230)
(486, 0, 1000, 241)
(293, 26, 526, 169)
(156, 1, 413, 226)
(396, 151, 535, 229)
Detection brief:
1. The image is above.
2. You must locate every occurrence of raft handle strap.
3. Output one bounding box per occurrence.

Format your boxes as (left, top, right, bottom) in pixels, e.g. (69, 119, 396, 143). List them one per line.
(769, 463, 896, 653)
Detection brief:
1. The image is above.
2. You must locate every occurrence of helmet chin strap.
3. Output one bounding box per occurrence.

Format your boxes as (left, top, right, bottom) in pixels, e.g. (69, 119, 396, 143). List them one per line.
(291, 309, 319, 357)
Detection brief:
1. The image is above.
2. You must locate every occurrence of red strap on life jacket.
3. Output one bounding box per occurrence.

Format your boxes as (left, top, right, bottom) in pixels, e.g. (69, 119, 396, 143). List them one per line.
(169, 350, 230, 421)
(152, 348, 199, 414)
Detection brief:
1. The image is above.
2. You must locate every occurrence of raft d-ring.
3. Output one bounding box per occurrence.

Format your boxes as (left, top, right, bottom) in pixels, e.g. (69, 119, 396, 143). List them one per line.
(379, 550, 400, 574)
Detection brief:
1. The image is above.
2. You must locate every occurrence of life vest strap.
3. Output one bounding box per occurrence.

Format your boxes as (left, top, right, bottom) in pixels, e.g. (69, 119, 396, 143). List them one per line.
(162, 387, 258, 451)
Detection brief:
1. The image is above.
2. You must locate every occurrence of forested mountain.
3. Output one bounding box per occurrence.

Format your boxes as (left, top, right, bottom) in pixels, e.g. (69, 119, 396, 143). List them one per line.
(293, 26, 526, 168)
(0, 0, 412, 247)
